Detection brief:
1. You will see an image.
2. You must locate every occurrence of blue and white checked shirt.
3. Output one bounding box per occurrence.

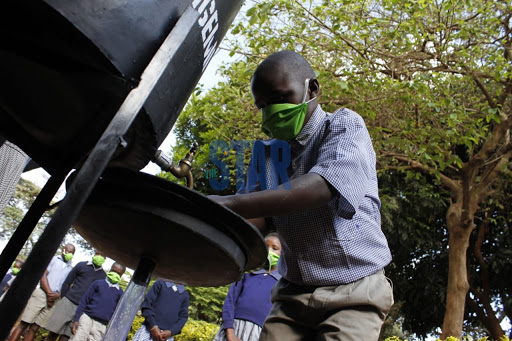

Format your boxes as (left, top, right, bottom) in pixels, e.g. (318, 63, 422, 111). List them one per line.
(253, 105, 392, 286)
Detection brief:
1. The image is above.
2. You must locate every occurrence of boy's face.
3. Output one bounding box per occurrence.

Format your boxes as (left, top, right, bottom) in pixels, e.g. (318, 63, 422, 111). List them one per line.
(110, 264, 125, 276)
(265, 236, 282, 257)
(251, 69, 306, 111)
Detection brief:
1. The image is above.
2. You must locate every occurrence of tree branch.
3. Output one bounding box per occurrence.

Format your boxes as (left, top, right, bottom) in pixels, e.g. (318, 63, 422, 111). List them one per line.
(380, 153, 461, 193)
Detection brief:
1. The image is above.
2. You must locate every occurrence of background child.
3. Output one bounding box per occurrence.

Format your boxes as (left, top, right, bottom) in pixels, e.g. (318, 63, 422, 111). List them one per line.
(131, 279, 190, 341)
(69, 262, 125, 341)
(213, 232, 282, 341)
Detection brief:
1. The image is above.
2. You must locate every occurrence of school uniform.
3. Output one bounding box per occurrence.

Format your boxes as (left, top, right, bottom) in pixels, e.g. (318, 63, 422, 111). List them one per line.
(69, 278, 123, 341)
(213, 269, 281, 341)
(132, 280, 189, 341)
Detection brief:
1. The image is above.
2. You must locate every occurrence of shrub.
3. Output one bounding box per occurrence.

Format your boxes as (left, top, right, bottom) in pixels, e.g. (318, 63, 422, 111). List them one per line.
(126, 317, 219, 341)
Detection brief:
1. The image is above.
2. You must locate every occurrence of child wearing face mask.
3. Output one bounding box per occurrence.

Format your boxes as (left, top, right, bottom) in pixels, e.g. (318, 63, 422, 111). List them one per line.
(0, 259, 24, 299)
(69, 262, 126, 341)
(213, 233, 282, 341)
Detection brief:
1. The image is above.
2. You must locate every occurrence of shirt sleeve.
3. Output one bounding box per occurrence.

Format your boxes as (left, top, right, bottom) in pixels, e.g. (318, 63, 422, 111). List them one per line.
(309, 110, 375, 219)
(170, 291, 189, 335)
(221, 276, 245, 330)
(74, 280, 96, 322)
(141, 280, 161, 329)
(60, 263, 79, 298)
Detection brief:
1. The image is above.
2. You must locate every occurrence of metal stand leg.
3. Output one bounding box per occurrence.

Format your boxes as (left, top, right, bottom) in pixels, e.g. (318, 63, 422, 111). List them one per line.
(103, 257, 156, 341)
(0, 7, 199, 339)
(0, 174, 65, 280)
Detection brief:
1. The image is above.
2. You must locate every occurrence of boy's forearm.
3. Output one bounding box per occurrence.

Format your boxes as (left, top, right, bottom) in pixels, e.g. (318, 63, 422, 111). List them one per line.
(213, 173, 333, 219)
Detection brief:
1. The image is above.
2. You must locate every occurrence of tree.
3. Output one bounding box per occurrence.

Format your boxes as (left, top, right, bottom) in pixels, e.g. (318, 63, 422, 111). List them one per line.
(0, 178, 52, 257)
(0, 178, 91, 256)
(171, 0, 512, 338)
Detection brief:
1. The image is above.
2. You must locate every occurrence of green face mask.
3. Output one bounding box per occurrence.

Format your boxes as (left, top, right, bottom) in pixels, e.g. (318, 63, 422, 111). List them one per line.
(11, 263, 20, 275)
(64, 253, 74, 262)
(267, 250, 280, 271)
(107, 271, 121, 284)
(92, 255, 105, 267)
(261, 79, 315, 141)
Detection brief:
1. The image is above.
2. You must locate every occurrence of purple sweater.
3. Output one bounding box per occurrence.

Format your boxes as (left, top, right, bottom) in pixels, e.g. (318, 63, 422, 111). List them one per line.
(74, 279, 123, 325)
(221, 269, 281, 329)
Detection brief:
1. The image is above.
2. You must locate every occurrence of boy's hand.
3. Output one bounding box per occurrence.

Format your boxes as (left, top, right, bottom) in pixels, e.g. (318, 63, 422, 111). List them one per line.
(226, 328, 242, 341)
(46, 299, 54, 308)
(72, 321, 79, 335)
(46, 292, 60, 301)
(150, 325, 163, 341)
(160, 330, 172, 340)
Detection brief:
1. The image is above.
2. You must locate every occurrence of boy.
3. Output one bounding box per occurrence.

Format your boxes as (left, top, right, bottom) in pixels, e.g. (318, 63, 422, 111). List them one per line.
(209, 50, 393, 340)
(69, 262, 126, 341)
(131, 279, 189, 341)
(0, 259, 24, 294)
(44, 250, 107, 341)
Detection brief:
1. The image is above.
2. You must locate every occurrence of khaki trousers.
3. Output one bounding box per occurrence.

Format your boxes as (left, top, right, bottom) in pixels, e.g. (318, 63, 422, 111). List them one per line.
(259, 270, 393, 341)
(69, 314, 106, 341)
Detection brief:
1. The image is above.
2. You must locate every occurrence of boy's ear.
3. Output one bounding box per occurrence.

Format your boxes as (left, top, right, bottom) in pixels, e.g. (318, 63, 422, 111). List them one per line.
(309, 78, 320, 97)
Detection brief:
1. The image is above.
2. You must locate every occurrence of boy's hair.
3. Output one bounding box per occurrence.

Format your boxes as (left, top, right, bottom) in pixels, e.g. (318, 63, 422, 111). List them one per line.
(254, 50, 316, 83)
(14, 259, 24, 267)
(111, 262, 126, 274)
(265, 232, 279, 239)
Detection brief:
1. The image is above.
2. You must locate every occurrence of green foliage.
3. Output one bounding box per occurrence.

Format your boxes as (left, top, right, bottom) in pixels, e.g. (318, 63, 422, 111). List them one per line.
(174, 319, 219, 341)
(126, 317, 219, 341)
(186, 285, 229, 323)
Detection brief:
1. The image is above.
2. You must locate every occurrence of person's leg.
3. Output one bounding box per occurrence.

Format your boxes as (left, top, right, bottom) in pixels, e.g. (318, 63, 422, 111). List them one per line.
(316, 271, 394, 341)
(22, 323, 41, 341)
(44, 297, 77, 341)
(8, 321, 29, 341)
(89, 320, 106, 341)
(44, 332, 60, 341)
(259, 279, 316, 341)
(69, 314, 93, 341)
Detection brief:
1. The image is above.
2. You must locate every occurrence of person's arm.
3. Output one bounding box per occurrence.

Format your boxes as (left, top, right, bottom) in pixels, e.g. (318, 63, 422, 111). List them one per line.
(169, 292, 189, 336)
(220, 277, 245, 331)
(39, 268, 59, 306)
(209, 172, 333, 219)
(141, 281, 161, 330)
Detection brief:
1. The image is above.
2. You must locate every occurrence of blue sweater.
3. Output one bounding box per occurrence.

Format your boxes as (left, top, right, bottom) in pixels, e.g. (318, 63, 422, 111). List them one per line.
(222, 269, 281, 329)
(0, 273, 13, 293)
(74, 279, 123, 325)
(141, 280, 189, 335)
(60, 261, 106, 305)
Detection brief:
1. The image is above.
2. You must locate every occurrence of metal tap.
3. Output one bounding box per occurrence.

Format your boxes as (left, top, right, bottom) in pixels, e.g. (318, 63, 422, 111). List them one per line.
(152, 142, 198, 189)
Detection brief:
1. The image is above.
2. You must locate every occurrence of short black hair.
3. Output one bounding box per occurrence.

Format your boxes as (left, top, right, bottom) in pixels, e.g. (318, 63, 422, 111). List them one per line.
(254, 50, 316, 83)
(265, 232, 279, 239)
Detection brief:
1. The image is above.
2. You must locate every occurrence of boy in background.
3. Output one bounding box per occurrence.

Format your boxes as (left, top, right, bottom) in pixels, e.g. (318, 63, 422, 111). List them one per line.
(69, 262, 125, 341)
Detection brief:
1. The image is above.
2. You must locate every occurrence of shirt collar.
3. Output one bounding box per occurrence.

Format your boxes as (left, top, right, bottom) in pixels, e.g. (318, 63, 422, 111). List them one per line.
(164, 281, 185, 293)
(86, 261, 104, 271)
(251, 268, 282, 281)
(105, 278, 120, 290)
(294, 104, 326, 146)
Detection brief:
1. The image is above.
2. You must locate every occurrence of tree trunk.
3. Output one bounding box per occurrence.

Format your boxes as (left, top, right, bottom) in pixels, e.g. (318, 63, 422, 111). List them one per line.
(441, 204, 473, 340)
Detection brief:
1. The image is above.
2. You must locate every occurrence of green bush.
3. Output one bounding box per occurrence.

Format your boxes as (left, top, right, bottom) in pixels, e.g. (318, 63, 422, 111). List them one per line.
(175, 319, 219, 341)
(126, 317, 219, 341)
